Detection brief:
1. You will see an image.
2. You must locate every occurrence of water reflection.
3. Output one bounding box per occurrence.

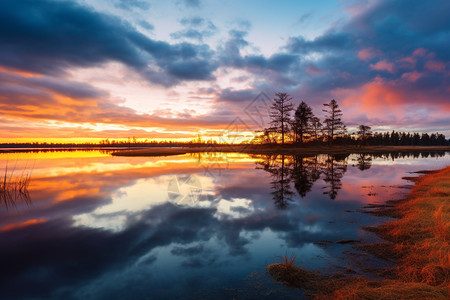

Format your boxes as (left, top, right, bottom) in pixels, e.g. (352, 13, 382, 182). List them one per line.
(355, 154, 372, 171)
(256, 154, 348, 202)
(255, 151, 448, 204)
(256, 155, 294, 209)
(0, 150, 448, 299)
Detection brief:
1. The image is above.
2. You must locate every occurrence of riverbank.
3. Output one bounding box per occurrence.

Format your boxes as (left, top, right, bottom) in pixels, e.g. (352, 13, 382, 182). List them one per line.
(111, 145, 450, 157)
(268, 166, 450, 299)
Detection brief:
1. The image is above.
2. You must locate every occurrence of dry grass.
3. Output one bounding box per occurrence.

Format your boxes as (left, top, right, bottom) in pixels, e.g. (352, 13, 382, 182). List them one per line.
(277, 254, 297, 267)
(0, 165, 31, 208)
(268, 166, 450, 299)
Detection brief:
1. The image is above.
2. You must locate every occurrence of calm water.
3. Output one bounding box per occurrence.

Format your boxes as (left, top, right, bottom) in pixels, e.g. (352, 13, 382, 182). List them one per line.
(0, 150, 449, 299)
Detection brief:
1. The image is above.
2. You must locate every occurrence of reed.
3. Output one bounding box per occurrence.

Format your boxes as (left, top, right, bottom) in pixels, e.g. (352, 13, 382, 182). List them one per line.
(0, 164, 32, 209)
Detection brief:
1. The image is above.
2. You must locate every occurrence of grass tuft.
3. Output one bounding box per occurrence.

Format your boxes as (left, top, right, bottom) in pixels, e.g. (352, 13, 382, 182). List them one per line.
(0, 164, 32, 209)
(276, 254, 297, 268)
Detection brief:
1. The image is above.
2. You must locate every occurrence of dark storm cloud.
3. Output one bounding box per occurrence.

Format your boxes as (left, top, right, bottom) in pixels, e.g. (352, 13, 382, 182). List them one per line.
(217, 88, 256, 103)
(286, 31, 352, 54)
(171, 244, 205, 256)
(0, 0, 216, 86)
(0, 71, 107, 99)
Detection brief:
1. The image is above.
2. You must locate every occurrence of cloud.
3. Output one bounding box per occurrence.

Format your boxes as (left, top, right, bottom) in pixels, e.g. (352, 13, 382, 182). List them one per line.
(171, 17, 217, 42)
(0, 0, 448, 136)
(267, 0, 450, 128)
(137, 20, 154, 31)
(0, 0, 216, 86)
(113, 0, 150, 10)
(180, 0, 201, 8)
(369, 60, 394, 73)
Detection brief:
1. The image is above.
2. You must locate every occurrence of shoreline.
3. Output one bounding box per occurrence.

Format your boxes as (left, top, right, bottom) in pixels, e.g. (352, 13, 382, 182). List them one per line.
(267, 166, 450, 299)
(110, 145, 450, 157)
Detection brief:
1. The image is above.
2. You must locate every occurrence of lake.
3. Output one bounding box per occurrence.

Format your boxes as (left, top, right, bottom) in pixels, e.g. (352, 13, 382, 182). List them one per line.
(0, 150, 449, 299)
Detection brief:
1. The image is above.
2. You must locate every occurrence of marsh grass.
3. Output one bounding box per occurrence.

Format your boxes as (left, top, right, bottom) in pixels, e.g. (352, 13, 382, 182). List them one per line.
(0, 163, 32, 209)
(277, 254, 297, 268)
(268, 166, 450, 299)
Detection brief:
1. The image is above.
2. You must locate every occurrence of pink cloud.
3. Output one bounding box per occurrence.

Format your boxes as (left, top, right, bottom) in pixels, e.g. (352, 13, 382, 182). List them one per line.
(413, 48, 427, 56)
(337, 76, 450, 126)
(398, 56, 417, 67)
(306, 64, 323, 75)
(369, 60, 394, 73)
(357, 48, 377, 61)
(401, 71, 422, 82)
(425, 60, 446, 72)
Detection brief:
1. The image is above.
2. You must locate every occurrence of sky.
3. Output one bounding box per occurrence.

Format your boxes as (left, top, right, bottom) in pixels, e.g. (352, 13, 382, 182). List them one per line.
(0, 0, 449, 143)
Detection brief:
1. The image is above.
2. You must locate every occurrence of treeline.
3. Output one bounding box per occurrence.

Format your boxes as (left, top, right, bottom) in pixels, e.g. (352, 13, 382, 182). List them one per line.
(252, 92, 449, 146)
(0, 139, 220, 149)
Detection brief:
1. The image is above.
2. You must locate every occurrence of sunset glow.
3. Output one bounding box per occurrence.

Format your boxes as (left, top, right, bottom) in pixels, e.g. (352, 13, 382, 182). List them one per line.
(0, 0, 448, 143)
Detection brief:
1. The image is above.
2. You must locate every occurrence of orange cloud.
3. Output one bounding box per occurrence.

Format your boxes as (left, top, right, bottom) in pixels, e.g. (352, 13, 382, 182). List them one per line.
(0, 219, 46, 232)
(0, 66, 42, 78)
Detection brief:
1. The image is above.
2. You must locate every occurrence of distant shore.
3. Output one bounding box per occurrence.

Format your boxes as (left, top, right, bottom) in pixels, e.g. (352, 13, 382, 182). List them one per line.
(111, 145, 450, 157)
(267, 166, 450, 299)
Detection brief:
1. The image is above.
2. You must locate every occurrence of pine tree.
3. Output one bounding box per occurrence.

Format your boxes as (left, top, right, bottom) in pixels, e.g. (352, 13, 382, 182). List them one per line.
(269, 92, 294, 145)
(292, 101, 313, 144)
(322, 99, 345, 144)
(311, 116, 323, 141)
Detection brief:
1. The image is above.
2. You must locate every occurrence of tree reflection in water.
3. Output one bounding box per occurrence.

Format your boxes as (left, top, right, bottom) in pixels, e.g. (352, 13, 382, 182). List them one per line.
(256, 154, 294, 209)
(355, 153, 372, 171)
(322, 154, 348, 200)
(256, 153, 351, 206)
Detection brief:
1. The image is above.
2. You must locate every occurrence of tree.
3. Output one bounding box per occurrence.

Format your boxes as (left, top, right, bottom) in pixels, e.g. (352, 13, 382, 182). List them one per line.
(292, 101, 313, 144)
(311, 116, 323, 141)
(322, 99, 345, 144)
(357, 125, 372, 144)
(269, 92, 294, 145)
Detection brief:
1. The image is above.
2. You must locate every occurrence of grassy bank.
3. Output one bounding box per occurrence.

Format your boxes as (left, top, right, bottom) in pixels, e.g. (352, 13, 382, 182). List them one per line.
(268, 166, 450, 299)
(111, 145, 450, 157)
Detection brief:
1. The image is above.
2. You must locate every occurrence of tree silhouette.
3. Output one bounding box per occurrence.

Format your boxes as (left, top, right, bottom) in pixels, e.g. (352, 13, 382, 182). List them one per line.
(356, 153, 372, 170)
(322, 154, 347, 200)
(311, 116, 323, 142)
(256, 154, 294, 209)
(357, 125, 372, 145)
(292, 101, 313, 144)
(290, 155, 320, 197)
(322, 99, 345, 144)
(269, 93, 294, 145)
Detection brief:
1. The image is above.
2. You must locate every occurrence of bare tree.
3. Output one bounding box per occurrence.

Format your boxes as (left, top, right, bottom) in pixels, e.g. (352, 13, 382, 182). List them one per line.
(322, 99, 345, 144)
(292, 101, 313, 144)
(269, 92, 294, 145)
